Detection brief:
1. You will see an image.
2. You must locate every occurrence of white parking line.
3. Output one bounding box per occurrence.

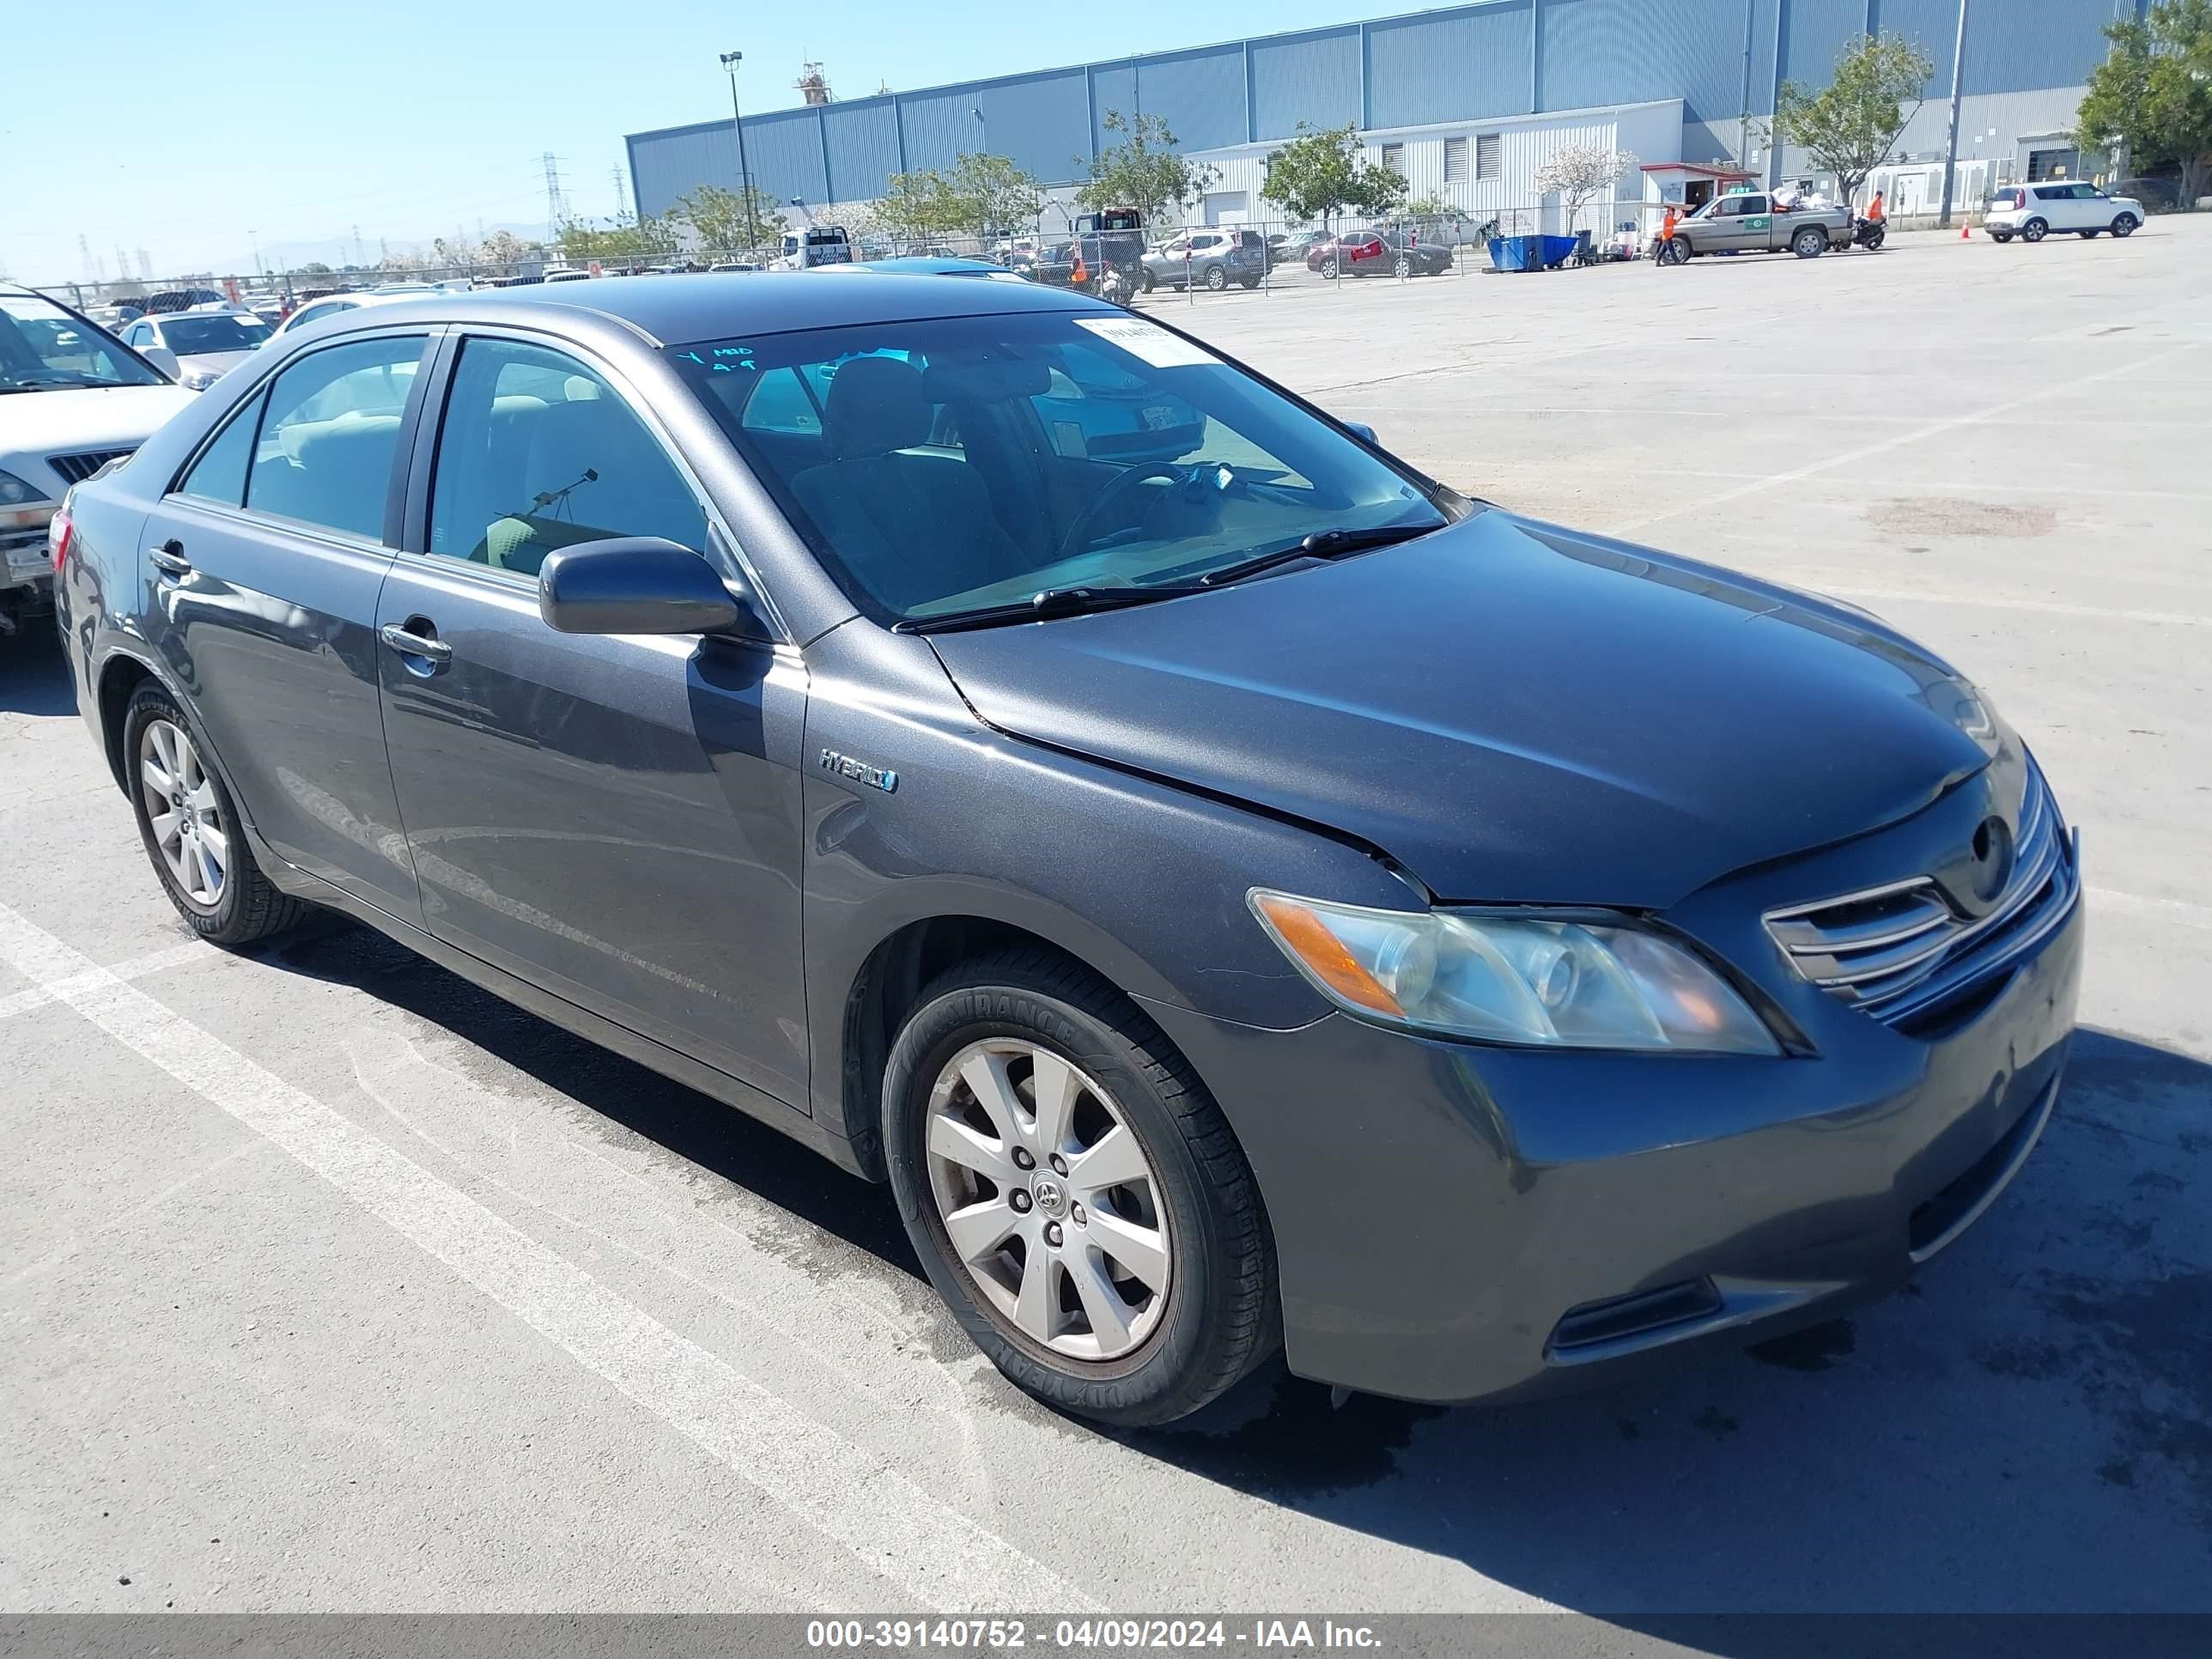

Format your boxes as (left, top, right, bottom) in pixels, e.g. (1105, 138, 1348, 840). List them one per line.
(2086, 886, 2212, 933)
(1814, 587, 2212, 629)
(0, 940, 207, 1021)
(1607, 344, 2204, 537)
(0, 898, 1093, 1611)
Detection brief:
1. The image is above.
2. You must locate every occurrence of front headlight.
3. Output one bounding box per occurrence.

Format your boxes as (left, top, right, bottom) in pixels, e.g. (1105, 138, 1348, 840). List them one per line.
(1249, 890, 1780, 1054)
(0, 470, 58, 533)
(179, 368, 222, 391)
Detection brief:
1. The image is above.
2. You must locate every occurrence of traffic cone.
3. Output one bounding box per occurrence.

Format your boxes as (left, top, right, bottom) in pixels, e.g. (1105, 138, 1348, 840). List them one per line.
(1960, 222, 1972, 239)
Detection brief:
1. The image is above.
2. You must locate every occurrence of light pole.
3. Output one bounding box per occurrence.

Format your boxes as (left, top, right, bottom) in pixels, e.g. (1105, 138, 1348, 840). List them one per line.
(1936, 0, 1969, 228)
(720, 50, 760, 256)
(970, 106, 988, 155)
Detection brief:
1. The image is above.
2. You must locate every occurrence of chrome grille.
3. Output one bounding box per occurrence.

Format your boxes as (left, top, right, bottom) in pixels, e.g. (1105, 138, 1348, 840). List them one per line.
(47, 447, 136, 486)
(1765, 772, 2076, 1026)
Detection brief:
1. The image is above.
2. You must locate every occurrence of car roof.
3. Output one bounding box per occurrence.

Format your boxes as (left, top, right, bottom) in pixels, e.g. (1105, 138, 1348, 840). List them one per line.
(349, 270, 1107, 347)
(840, 257, 1007, 277)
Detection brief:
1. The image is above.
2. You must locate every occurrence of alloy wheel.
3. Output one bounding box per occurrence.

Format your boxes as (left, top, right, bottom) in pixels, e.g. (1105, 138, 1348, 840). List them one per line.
(923, 1038, 1172, 1361)
(139, 718, 227, 909)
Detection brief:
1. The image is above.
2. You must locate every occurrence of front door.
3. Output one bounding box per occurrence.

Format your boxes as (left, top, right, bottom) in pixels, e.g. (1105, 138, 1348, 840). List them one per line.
(373, 331, 811, 1107)
(139, 330, 432, 917)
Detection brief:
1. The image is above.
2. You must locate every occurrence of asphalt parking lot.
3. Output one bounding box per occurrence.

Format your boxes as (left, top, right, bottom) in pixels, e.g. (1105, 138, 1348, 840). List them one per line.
(3, 218, 2208, 1619)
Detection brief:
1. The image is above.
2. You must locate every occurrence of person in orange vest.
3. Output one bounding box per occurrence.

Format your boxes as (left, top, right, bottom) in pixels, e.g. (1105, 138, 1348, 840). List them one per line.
(1656, 204, 1680, 258)
(1865, 189, 1886, 223)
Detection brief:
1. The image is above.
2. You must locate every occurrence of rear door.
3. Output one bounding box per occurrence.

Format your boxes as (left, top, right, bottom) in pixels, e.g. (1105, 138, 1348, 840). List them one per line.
(137, 329, 433, 918)
(373, 327, 811, 1106)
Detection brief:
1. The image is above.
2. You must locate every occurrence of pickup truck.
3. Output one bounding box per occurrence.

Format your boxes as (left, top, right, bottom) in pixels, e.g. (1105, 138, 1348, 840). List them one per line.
(1659, 192, 1851, 263)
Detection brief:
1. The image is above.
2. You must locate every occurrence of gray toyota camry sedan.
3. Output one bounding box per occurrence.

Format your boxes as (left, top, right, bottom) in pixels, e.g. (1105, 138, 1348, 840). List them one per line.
(53, 276, 2081, 1425)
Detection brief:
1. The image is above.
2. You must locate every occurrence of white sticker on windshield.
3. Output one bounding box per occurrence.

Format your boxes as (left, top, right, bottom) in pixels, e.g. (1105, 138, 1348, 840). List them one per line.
(1073, 316, 1218, 368)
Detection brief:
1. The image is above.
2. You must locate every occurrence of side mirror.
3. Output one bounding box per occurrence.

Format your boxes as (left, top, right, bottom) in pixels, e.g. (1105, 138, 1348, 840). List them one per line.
(1344, 422, 1378, 446)
(141, 344, 181, 380)
(538, 538, 768, 639)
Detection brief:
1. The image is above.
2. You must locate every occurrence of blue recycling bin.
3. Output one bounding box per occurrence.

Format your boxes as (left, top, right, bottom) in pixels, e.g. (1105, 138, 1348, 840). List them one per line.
(1488, 234, 1583, 271)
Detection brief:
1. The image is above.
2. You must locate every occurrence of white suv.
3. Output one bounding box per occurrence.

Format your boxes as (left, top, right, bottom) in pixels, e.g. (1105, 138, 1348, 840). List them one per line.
(1984, 182, 2143, 244)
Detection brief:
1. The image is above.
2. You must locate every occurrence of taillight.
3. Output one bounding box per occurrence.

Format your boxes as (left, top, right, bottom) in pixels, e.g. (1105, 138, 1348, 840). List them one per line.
(49, 506, 73, 574)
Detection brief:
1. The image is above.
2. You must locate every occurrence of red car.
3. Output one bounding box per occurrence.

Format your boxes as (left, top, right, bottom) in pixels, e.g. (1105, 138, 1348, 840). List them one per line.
(1305, 230, 1454, 279)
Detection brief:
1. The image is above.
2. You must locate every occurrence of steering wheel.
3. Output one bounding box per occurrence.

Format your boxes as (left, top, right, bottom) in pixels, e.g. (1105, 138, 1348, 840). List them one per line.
(1054, 462, 1194, 563)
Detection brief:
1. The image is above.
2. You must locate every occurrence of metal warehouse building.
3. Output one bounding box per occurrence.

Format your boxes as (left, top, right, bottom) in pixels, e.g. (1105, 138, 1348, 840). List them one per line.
(626, 0, 2139, 228)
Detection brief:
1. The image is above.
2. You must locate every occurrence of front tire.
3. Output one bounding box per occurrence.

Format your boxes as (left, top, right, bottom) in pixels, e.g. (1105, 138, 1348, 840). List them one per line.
(1990, 230, 2014, 243)
(1204, 264, 1227, 292)
(883, 951, 1278, 1427)
(2112, 213, 2139, 238)
(2077, 229, 2100, 239)
(1658, 238, 1691, 265)
(1139, 269, 1156, 294)
(122, 683, 308, 947)
(1318, 258, 1339, 280)
(2021, 217, 2048, 243)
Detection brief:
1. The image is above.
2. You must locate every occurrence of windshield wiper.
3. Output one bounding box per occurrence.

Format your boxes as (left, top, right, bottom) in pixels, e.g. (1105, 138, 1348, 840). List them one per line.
(1194, 521, 1440, 587)
(896, 583, 1209, 635)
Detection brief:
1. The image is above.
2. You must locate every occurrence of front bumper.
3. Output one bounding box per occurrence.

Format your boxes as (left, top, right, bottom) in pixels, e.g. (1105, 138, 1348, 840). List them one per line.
(1139, 848, 2083, 1405)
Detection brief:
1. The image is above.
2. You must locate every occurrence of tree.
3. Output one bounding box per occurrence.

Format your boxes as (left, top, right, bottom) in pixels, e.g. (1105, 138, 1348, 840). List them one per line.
(1076, 109, 1217, 228)
(878, 169, 959, 243)
(671, 184, 787, 256)
(479, 229, 544, 272)
(1771, 32, 1935, 209)
(2075, 0, 2212, 209)
(944, 152, 1043, 241)
(1532, 143, 1639, 230)
(298, 261, 332, 276)
(556, 211, 678, 264)
(1259, 123, 1408, 230)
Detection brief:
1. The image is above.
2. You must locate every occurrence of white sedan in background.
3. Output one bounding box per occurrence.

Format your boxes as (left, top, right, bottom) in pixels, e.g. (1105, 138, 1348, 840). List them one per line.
(118, 308, 274, 390)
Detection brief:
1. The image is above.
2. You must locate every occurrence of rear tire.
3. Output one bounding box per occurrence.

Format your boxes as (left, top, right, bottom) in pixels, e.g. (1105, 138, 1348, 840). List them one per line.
(2112, 214, 2139, 238)
(2021, 217, 2049, 243)
(1392, 254, 1413, 278)
(122, 682, 308, 948)
(1792, 227, 1826, 258)
(883, 950, 1279, 1427)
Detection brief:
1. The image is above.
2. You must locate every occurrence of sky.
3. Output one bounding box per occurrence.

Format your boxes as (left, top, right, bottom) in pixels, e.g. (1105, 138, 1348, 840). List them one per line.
(4, 0, 1415, 285)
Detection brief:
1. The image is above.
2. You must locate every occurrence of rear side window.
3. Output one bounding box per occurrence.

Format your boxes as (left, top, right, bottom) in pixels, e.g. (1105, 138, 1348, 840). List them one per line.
(176, 392, 264, 507)
(426, 336, 706, 574)
(246, 335, 426, 541)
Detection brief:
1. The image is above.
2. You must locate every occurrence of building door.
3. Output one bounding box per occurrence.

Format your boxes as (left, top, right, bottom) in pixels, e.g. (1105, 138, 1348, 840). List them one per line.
(1202, 191, 1249, 227)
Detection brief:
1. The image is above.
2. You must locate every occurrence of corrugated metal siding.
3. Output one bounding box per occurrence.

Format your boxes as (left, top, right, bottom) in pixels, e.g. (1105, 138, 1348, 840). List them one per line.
(1090, 65, 1139, 153)
(1541, 0, 1751, 125)
(896, 88, 988, 174)
(629, 125, 732, 221)
(1249, 27, 1361, 139)
(971, 70, 1095, 183)
(742, 109, 830, 205)
(822, 101, 901, 201)
(1135, 46, 1248, 153)
(1960, 0, 2118, 91)
(1781, 0, 1873, 86)
(1869, 0, 1959, 94)
(1368, 3, 1533, 127)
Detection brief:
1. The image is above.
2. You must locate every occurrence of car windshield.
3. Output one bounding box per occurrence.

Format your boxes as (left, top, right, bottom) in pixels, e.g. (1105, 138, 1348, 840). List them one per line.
(160, 313, 273, 354)
(672, 310, 1450, 624)
(0, 294, 167, 391)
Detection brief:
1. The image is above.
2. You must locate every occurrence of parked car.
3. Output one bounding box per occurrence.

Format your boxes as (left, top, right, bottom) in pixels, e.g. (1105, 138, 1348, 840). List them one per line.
(1140, 228, 1266, 292)
(773, 226, 853, 270)
(1026, 241, 1085, 289)
(119, 308, 276, 390)
(708, 261, 762, 274)
(0, 287, 196, 637)
(57, 276, 2081, 1428)
(140, 287, 229, 316)
(267, 289, 416, 338)
(1659, 191, 1852, 259)
(1984, 182, 2142, 243)
(1307, 229, 1452, 278)
(832, 258, 1028, 283)
(544, 268, 593, 283)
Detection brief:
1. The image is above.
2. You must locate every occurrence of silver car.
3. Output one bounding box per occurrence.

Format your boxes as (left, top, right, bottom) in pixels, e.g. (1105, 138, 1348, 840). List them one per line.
(1139, 228, 1266, 292)
(119, 308, 276, 391)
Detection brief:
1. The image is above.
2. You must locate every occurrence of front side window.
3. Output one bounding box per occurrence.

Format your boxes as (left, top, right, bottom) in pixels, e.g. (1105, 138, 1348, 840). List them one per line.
(0, 295, 166, 391)
(672, 312, 1449, 625)
(428, 337, 705, 574)
(246, 334, 426, 540)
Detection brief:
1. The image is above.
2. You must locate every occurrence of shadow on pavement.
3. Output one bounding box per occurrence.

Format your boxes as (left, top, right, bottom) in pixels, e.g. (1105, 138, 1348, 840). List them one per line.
(255, 915, 2212, 1614)
(0, 623, 76, 717)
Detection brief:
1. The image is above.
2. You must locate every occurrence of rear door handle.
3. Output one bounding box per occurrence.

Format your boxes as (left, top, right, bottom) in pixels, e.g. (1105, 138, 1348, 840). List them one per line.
(380, 622, 453, 665)
(149, 539, 192, 577)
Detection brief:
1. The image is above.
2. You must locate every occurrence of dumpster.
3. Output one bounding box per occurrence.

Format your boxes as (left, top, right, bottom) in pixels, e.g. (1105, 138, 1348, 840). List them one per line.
(1486, 234, 1581, 271)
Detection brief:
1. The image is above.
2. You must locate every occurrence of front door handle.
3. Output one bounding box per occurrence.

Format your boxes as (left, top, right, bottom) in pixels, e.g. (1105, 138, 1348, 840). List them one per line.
(149, 539, 192, 578)
(380, 621, 453, 665)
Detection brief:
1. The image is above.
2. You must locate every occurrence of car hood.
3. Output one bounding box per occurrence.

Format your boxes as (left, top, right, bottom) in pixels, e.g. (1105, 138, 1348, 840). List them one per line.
(178, 349, 258, 377)
(0, 384, 200, 486)
(926, 511, 1996, 908)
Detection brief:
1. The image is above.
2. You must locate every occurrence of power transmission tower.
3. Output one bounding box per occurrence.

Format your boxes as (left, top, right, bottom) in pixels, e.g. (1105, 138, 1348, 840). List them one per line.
(611, 165, 628, 219)
(544, 153, 568, 240)
(352, 225, 365, 267)
(137, 249, 153, 280)
(78, 233, 95, 279)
